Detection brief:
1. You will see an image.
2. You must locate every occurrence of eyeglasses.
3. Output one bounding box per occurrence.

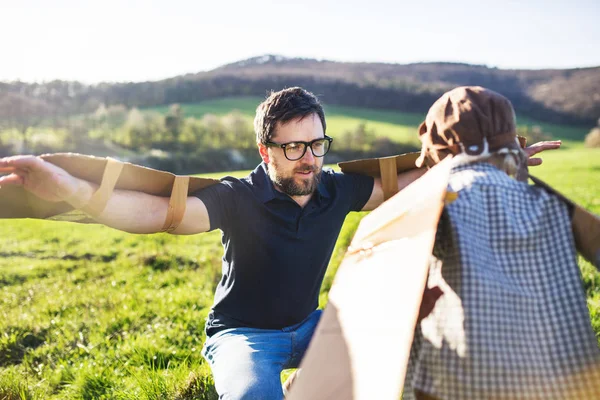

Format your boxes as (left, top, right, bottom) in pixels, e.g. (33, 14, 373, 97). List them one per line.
(265, 136, 333, 161)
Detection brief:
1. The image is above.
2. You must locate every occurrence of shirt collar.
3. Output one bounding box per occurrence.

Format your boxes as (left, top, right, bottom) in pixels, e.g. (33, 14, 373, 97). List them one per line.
(248, 163, 330, 203)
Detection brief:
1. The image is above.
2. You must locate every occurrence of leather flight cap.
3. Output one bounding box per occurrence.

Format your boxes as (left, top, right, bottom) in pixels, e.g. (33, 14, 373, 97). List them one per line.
(415, 86, 522, 168)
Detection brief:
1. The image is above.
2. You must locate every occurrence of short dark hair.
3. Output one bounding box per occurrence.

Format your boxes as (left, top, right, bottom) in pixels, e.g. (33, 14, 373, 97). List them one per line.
(254, 87, 326, 145)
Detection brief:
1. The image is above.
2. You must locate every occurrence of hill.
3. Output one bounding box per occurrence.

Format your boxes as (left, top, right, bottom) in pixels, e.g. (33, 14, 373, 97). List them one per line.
(1, 55, 599, 127)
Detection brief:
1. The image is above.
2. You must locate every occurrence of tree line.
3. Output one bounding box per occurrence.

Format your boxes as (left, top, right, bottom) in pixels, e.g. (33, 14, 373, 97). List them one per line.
(1, 56, 599, 128)
(0, 104, 419, 174)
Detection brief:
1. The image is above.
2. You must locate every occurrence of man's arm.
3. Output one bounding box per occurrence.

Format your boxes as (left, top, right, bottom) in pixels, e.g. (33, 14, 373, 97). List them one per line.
(0, 155, 210, 235)
(361, 168, 426, 211)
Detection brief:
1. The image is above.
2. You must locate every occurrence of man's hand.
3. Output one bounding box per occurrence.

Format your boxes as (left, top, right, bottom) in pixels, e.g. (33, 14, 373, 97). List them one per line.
(0, 155, 84, 204)
(525, 140, 562, 166)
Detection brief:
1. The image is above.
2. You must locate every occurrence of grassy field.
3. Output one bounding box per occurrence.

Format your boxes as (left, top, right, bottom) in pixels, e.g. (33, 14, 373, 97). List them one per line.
(147, 96, 592, 145)
(1, 100, 599, 398)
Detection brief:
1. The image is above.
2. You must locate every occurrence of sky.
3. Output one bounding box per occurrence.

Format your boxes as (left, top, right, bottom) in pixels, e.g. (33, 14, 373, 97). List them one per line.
(1, 0, 599, 83)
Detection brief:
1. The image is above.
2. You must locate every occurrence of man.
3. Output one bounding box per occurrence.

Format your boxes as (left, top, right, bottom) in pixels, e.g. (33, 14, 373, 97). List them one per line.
(0, 87, 558, 399)
(404, 86, 600, 400)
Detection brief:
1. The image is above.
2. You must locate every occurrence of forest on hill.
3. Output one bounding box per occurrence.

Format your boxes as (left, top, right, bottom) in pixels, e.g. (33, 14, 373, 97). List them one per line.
(1, 55, 599, 127)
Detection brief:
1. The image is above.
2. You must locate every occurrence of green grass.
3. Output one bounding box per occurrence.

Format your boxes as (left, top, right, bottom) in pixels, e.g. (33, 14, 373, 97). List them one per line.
(516, 116, 590, 141)
(150, 97, 260, 120)
(530, 148, 600, 345)
(529, 146, 600, 213)
(145, 96, 592, 144)
(1, 106, 599, 398)
(0, 222, 223, 399)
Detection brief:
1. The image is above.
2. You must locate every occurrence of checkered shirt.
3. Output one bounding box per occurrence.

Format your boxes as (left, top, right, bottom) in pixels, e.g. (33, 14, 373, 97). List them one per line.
(403, 163, 600, 400)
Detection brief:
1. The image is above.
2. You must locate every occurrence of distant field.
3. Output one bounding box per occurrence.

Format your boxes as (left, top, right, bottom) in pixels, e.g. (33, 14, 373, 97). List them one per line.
(147, 96, 592, 144)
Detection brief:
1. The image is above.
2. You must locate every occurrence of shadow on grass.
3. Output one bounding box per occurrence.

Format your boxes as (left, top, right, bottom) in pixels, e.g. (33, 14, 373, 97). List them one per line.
(0, 327, 47, 367)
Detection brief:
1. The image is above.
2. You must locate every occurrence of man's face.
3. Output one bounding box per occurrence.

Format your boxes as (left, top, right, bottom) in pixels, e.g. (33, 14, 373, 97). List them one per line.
(259, 114, 325, 197)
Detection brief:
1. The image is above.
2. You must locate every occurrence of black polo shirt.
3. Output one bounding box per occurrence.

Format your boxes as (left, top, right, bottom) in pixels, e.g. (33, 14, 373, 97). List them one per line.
(194, 163, 374, 336)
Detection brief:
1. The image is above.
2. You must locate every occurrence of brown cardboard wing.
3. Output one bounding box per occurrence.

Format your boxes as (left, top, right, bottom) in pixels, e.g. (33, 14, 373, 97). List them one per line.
(288, 158, 452, 400)
(338, 152, 424, 201)
(0, 153, 219, 221)
(529, 175, 600, 268)
(337, 152, 421, 177)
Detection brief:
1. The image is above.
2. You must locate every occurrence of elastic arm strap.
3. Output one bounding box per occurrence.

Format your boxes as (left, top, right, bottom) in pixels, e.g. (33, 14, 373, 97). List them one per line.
(379, 157, 399, 201)
(161, 176, 190, 233)
(81, 158, 124, 217)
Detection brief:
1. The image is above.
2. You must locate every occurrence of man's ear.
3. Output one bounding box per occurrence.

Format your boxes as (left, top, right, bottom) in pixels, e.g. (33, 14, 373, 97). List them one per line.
(258, 143, 270, 164)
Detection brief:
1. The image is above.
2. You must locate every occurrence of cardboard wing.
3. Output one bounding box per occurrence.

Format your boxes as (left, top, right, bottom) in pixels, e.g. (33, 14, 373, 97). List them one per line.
(337, 152, 421, 176)
(0, 153, 219, 225)
(288, 157, 452, 400)
(338, 152, 422, 201)
(529, 175, 600, 268)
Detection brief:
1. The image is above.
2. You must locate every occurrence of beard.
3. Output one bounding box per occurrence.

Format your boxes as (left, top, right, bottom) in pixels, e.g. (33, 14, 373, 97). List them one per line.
(269, 160, 322, 196)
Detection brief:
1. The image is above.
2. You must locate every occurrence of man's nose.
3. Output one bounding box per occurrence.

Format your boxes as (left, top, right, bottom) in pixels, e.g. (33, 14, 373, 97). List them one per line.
(301, 146, 316, 162)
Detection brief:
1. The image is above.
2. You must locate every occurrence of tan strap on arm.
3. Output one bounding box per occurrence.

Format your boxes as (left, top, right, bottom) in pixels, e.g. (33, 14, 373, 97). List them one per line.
(379, 157, 399, 201)
(81, 158, 124, 217)
(161, 176, 190, 233)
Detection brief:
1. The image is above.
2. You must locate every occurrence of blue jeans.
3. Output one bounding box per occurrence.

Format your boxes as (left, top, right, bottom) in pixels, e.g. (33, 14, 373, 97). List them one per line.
(202, 310, 322, 400)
